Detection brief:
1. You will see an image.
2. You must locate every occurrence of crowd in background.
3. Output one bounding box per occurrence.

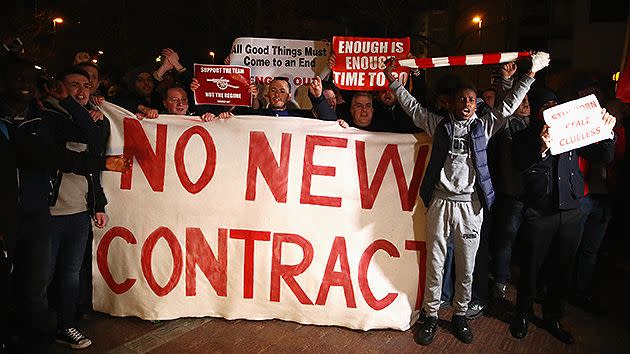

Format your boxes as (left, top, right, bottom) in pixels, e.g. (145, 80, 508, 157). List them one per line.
(1, 41, 629, 352)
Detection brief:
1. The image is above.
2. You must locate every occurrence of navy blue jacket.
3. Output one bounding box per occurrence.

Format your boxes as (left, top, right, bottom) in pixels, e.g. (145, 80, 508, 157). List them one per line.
(420, 118, 495, 210)
(513, 120, 615, 211)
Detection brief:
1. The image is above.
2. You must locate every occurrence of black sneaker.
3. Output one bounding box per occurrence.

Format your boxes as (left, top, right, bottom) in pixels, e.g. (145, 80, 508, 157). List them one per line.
(509, 313, 528, 339)
(542, 319, 574, 344)
(465, 300, 485, 320)
(439, 298, 451, 309)
(493, 282, 507, 300)
(413, 315, 438, 346)
(56, 328, 92, 349)
(452, 315, 474, 343)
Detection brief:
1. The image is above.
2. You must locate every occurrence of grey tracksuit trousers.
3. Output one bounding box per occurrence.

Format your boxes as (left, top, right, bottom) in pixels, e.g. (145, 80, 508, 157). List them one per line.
(423, 197, 483, 317)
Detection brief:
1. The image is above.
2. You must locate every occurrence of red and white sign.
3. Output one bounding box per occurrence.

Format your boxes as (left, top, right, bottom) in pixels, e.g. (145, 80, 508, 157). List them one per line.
(332, 36, 410, 91)
(193, 64, 251, 106)
(543, 94, 613, 155)
(95, 102, 432, 331)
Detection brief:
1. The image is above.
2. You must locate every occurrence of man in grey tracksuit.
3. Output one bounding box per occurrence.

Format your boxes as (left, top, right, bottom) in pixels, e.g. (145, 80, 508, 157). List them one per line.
(383, 52, 549, 345)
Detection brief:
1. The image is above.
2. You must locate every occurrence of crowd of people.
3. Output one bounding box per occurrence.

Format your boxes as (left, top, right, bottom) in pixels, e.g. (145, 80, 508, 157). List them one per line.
(0, 41, 628, 352)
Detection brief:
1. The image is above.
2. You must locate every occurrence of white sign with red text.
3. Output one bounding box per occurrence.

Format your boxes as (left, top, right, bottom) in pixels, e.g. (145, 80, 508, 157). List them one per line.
(228, 37, 331, 109)
(543, 94, 612, 155)
(95, 102, 431, 331)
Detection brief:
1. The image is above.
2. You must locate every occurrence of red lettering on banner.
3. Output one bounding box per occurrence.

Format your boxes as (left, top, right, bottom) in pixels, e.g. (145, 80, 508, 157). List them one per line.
(98, 225, 423, 312)
(316, 236, 356, 308)
(300, 135, 348, 207)
(141, 227, 183, 297)
(230, 229, 271, 298)
(97, 227, 137, 294)
(356, 142, 429, 211)
(254, 76, 274, 85)
(185, 228, 227, 297)
(121, 118, 167, 191)
(246, 132, 292, 203)
(405, 240, 427, 310)
(358, 240, 400, 310)
(270, 233, 314, 304)
(174, 126, 216, 194)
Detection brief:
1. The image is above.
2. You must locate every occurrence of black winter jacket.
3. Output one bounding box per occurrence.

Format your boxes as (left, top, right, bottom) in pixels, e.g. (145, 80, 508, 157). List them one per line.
(513, 119, 615, 211)
(42, 99, 109, 214)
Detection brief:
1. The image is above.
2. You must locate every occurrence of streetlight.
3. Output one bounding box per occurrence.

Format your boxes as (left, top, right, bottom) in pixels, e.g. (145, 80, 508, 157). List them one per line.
(98, 50, 104, 55)
(472, 16, 483, 42)
(209, 51, 215, 63)
(53, 17, 64, 32)
(472, 15, 484, 87)
(472, 16, 483, 29)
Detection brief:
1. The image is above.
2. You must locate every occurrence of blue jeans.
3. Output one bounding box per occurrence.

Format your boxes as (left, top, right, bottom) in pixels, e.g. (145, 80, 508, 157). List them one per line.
(50, 212, 91, 329)
(492, 194, 525, 285)
(574, 194, 611, 299)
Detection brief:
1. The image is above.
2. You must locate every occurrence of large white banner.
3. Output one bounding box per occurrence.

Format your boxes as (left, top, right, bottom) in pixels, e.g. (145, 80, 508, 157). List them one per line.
(228, 37, 331, 109)
(94, 102, 431, 331)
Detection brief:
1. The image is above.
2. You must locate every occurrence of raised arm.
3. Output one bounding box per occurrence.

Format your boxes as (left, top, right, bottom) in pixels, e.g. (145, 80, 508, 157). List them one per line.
(484, 52, 550, 137)
(309, 76, 337, 121)
(385, 59, 443, 136)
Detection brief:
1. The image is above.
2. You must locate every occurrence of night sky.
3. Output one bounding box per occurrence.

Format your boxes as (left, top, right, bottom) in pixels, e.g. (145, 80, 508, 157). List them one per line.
(2, 0, 628, 93)
(1, 0, 432, 79)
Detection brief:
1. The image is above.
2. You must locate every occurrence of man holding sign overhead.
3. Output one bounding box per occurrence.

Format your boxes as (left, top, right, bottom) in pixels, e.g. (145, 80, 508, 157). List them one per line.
(510, 89, 617, 344)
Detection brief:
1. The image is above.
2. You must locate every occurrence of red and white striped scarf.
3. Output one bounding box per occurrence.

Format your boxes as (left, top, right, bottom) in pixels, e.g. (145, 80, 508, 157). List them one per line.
(397, 51, 531, 69)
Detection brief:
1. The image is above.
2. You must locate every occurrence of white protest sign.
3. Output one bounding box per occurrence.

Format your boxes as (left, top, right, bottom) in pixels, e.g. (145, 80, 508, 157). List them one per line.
(94, 102, 432, 331)
(228, 37, 331, 109)
(543, 94, 612, 155)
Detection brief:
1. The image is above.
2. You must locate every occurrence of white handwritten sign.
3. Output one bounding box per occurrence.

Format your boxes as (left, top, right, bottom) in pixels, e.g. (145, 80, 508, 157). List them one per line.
(543, 94, 612, 155)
